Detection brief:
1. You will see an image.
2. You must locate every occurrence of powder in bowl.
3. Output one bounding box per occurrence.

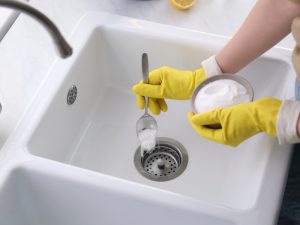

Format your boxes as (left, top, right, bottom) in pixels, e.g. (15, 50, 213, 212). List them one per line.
(194, 79, 251, 114)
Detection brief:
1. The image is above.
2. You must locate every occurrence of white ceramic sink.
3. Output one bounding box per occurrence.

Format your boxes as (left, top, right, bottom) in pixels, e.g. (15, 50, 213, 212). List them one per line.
(0, 0, 29, 41)
(0, 160, 236, 225)
(0, 12, 295, 225)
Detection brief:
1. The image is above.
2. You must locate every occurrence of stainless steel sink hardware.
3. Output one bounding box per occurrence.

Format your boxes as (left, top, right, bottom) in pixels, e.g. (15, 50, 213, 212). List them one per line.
(0, 0, 72, 58)
(136, 53, 158, 157)
(67, 85, 77, 105)
(134, 137, 188, 182)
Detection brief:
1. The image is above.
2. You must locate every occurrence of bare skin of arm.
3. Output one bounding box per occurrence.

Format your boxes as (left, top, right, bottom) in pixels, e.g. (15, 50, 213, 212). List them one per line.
(216, 0, 300, 74)
(215, 0, 300, 137)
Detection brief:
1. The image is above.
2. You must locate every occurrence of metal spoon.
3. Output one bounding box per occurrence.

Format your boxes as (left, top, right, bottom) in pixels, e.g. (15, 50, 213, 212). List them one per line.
(136, 53, 158, 157)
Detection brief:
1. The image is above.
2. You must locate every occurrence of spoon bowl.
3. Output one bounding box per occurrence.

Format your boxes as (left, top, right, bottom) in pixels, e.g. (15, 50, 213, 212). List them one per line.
(136, 114, 158, 133)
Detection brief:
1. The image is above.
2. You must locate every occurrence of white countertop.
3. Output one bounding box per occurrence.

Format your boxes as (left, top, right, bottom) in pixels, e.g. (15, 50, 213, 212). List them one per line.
(0, 0, 295, 147)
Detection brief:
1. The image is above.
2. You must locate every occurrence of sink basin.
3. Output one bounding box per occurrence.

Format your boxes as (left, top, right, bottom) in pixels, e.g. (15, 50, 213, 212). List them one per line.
(0, 12, 295, 225)
(0, 161, 235, 225)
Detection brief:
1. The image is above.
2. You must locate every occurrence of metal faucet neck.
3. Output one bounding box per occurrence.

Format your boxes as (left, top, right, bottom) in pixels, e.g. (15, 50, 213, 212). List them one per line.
(0, 0, 72, 58)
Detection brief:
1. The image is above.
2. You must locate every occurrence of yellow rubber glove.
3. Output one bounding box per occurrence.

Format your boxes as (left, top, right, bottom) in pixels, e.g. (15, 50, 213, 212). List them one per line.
(188, 98, 282, 147)
(132, 66, 207, 115)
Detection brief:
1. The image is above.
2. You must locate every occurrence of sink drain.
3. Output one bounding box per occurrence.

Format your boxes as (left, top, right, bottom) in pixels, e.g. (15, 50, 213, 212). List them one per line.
(134, 137, 188, 182)
(67, 85, 77, 105)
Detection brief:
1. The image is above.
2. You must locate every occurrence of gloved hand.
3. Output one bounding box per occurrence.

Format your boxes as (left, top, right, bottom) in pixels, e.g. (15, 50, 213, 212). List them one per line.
(133, 66, 207, 115)
(188, 98, 282, 147)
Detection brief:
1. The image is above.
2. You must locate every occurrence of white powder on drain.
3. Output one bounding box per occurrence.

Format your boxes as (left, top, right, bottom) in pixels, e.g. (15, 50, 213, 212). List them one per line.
(138, 128, 157, 155)
(194, 79, 251, 114)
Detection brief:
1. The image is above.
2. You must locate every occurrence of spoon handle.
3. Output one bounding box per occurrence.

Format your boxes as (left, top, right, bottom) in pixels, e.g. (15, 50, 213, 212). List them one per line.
(142, 53, 149, 114)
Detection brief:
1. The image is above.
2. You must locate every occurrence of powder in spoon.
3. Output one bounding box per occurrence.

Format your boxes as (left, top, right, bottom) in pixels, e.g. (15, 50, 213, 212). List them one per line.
(138, 128, 157, 156)
(194, 79, 251, 114)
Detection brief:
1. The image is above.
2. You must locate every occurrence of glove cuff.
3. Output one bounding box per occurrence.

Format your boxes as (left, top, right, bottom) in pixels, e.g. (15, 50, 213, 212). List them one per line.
(277, 100, 300, 144)
(201, 55, 223, 77)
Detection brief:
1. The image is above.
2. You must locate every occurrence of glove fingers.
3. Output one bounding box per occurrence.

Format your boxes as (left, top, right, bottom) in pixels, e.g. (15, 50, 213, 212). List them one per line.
(133, 82, 163, 99)
(191, 110, 220, 125)
(196, 125, 219, 138)
(188, 112, 196, 121)
(148, 98, 161, 115)
(135, 93, 167, 114)
(136, 95, 145, 109)
(189, 122, 220, 141)
(196, 125, 224, 143)
(188, 112, 225, 145)
(157, 99, 168, 112)
(148, 68, 164, 85)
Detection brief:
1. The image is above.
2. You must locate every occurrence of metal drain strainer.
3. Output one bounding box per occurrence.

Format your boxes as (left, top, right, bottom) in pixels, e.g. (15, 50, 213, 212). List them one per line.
(134, 137, 188, 182)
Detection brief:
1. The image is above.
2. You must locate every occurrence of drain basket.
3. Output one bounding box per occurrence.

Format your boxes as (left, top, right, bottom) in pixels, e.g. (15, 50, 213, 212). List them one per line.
(134, 137, 188, 182)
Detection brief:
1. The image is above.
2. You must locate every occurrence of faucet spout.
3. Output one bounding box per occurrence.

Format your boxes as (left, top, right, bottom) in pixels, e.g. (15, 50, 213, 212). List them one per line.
(0, 0, 72, 58)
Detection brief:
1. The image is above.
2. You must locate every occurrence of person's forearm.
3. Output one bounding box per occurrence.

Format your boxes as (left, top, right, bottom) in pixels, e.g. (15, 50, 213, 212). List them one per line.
(216, 0, 300, 74)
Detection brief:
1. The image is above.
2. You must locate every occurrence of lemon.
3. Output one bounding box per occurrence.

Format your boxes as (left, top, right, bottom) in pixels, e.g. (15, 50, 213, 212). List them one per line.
(170, 0, 197, 10)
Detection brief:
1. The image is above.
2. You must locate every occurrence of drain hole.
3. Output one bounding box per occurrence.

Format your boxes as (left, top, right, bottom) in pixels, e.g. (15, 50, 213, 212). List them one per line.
(67, 85, 77, 105)
(134, 137, 188, 182)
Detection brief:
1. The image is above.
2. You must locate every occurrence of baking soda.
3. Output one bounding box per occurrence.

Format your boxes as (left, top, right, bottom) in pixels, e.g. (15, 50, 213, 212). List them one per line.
(138, 128, 157, 156)
(194, 79, 251, 114)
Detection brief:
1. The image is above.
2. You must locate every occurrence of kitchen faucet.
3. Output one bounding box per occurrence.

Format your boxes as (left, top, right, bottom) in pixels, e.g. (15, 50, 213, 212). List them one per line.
(0, 0, 72, 58)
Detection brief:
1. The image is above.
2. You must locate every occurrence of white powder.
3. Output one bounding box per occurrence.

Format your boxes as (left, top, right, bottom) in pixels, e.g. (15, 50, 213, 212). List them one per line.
(194, 79, 251, 114)
(138, 128, 157, 156)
